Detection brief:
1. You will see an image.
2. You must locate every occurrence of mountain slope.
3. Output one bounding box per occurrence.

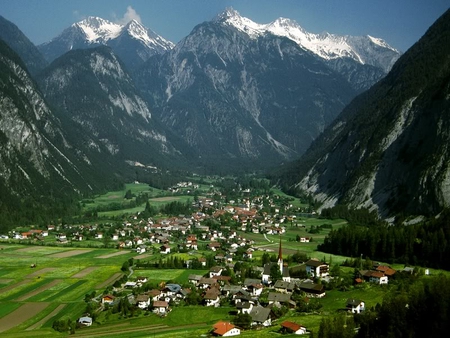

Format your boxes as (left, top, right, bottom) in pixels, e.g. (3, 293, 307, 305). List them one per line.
(38, 17, 173, 71)
(37, 46, 190, 174)
(280, 9, 450, 217)
(137, 9, 356, 172)
(0, 38, 108, 228)
(0, 15, 48, 75)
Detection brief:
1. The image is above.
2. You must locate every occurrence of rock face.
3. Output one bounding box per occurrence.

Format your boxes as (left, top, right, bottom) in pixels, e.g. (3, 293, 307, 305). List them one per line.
(136, 9, 360, 172)
(0, 39, 92, 198)
(38, 17, 174, 71)
(281, 9, 450, 217)
(37, 46, 189, 173)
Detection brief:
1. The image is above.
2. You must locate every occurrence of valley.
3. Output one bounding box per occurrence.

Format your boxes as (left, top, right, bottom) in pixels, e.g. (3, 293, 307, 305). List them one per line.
(0, 178, 448, 337)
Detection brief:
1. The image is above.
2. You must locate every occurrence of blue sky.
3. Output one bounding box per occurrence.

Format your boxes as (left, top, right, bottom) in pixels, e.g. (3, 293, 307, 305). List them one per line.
(0, 0, 448, 52)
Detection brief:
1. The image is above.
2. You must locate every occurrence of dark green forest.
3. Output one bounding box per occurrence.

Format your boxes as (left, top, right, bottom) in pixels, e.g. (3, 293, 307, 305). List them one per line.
(318, 207, 450, 269)
(318, 275, 450, 338)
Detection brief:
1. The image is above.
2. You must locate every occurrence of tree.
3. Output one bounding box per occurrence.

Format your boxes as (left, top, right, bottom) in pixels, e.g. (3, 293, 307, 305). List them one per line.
(124, 189, 133, 200)
(234, 313, 252, 330)
(270, 264, 282, 283)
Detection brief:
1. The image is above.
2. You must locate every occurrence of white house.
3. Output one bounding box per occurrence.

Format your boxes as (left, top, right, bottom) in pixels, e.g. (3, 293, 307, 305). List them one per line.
(281, 321, 307, 335)
(346, 299, 365, 314)
(212, 321, 241, 336)
(305, 259, 329, 278)
(136, 294, 151, 309)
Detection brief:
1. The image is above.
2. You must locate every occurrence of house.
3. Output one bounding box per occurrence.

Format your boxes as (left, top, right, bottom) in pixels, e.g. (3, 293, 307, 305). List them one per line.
(246, 283, 263, 296)
(148, 289, 161, 301)
(212, 321, 241, 336)
(209, 242, 221, 251)
(136, 294, 151, 309)
(375, 265, 396, 277)
(188, 274, 203, 286)
(280, 321, 307, 335)
(78, 316, 93, 327)
(136, 276, 148, 285)
(236, 301, 253, 314)
(204, 287, 221, 307)
(198, 277, 218, 289)
(346, 298, 365, 314)
(305, 259, 329, 278)
(249, 306, 271, 327)
(274, 280, 297, 294)
(209, 266, 223, 278)
(298, 281, 326, 298)
(360, 270, 389, 284)
(268, 292, 296, 308)
(153, 300, 169, 314)
(102, 294, 115, 305)
(160, 244, 171, 254)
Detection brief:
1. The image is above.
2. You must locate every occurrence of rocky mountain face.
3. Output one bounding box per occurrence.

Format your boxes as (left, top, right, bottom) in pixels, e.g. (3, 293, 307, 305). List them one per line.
(136, 9, 360, 172)
(0, 15, 48, 76)
(0, 39, 96, 201)
(38, 17, 174, 72)
(280, 9, 450, 218)
(37, 46, 190, 174)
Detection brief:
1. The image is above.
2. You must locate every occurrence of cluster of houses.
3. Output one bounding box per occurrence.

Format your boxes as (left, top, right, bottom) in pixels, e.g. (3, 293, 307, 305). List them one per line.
(356, 264, 396, 285)
(91, 242, 332, 335)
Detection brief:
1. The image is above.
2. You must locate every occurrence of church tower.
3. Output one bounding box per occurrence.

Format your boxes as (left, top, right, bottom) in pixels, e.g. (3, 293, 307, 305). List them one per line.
(277, 236, 283, 276)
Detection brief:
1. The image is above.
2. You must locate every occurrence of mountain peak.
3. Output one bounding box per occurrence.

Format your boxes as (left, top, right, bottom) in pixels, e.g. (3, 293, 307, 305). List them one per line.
(215, 7, 241, 21)
(75, 16, 122, 43)
(214, 7, 264, 37)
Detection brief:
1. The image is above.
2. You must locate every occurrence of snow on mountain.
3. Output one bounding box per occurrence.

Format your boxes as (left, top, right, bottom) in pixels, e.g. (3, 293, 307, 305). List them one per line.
(76, 17, 122, 43)
(124, 20, 175, 50)
(216, 8, 400, 70)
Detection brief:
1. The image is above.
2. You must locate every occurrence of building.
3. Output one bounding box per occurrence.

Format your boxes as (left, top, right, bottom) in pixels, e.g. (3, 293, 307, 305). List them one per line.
(212, 321, 241, 336)
(305, 259, 329, 278)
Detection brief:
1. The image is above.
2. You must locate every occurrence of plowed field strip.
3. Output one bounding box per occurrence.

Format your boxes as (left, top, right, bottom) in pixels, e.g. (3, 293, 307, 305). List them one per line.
(96, 251, 131, 259)
(0, 279, 29, 293)
(72, 266, 99, 278)
(26, 267, 55, 278)
(16, 279, 62, 301)
(0, 302, 49, 333)
(25, 304, 66, 330)
(48, 249, 93, 258)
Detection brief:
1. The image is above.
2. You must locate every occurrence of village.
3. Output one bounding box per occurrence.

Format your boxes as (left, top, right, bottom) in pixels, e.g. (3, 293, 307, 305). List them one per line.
(0, 181, 401, 336)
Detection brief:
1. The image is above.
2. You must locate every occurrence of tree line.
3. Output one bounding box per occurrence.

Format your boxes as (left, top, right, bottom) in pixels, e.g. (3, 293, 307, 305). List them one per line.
(318, 208, 450, 269)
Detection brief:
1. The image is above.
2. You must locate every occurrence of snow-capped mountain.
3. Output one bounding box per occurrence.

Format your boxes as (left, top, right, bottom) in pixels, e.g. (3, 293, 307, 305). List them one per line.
(137, 9, 356, 172)
(217, 8, 400, 72)
(38, 16, 174, 71)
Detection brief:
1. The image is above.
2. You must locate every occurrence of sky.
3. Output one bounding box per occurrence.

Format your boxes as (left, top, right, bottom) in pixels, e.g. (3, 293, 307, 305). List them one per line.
(0, 0, 448, 53)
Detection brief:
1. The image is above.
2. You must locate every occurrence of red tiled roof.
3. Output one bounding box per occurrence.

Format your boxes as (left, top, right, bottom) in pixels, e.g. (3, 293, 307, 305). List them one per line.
(213, 321, 236, 336)
(281, 321, 303, 332)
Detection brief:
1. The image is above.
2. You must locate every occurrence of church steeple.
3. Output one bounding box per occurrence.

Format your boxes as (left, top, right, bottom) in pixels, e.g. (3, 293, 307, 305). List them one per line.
(278, 236, 283, 275)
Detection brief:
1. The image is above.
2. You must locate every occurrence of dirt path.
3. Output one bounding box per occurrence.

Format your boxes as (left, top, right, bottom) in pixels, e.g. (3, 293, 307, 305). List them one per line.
(16, 279, 63, 301)
(72, 266, 99, 278)
(25, 304, 66, 330)
(0, 302, 50, 333)
(48, 249, 93, 258)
